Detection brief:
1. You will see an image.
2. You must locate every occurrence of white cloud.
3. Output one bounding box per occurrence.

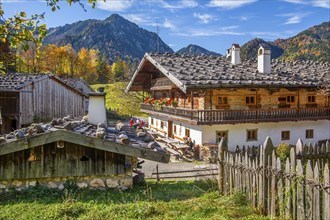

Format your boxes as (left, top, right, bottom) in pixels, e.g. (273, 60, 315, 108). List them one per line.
(249, 31, 282, 39)
(161, 0, 198, 9)
(163, 19, 176, 30)
(124, 14, 176, 30)
(193, 13, 215, 24)
(239, 16, 248, 21)
(282, 0, 330, 8)
(207, 0, 257, 9)
(312, 0, 330, 8)
(280, 12, 310, 25)
(174, 26, 244, 36)
(96, 0, 134, 12)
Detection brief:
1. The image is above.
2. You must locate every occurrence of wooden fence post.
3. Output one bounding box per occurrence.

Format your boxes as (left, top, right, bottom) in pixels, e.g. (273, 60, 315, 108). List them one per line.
(297, 159, 305, 220)
(285, 157, 292, 219)
(218, 137, 228, 195)
(258, 137, 274, 215)
(323, 163, 329, 220)
(313, 162, 320, 220)
(291, 141, 298, 220)
(305, 160, 313, 219)
(270, 151, 277, 218)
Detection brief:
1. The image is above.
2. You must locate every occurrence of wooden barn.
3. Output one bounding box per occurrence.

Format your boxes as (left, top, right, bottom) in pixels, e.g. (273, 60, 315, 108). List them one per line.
(0, 73, 87, 134)
(0, 119, 169, 190)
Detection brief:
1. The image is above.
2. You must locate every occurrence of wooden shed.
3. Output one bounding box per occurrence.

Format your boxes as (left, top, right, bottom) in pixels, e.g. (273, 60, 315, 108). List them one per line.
(0, 73, 87, 134)
(0, 120, 169, 190)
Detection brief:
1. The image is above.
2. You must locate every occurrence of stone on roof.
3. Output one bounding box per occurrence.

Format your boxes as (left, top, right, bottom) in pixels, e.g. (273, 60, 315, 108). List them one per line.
(145, 52, 329, 90)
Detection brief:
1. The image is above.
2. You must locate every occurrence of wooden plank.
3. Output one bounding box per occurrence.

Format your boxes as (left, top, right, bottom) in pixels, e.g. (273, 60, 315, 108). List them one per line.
(218, 137, 227, 195)
(277, 157, 284, 218)
(297, 159, 305, 220)
(270, 151, 277, 218)
(290, 147, 297, 220)
(285, 157, 292, 219)
(323, 163, 329, 220)
(313, 162, 320, 220)
(305, 160, 313, 219)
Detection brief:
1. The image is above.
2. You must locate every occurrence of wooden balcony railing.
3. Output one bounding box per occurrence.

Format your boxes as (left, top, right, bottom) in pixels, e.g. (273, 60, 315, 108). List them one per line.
(141, 103, 330, 125)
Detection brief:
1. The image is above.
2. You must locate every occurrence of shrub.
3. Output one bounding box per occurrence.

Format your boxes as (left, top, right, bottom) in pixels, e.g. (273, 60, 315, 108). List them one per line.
(276, 143, 290, 162)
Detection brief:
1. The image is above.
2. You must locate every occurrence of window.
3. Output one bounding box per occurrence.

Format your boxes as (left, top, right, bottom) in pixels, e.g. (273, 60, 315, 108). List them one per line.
(246, 96, 255, 105)
(247, 129, 258, 141)
(308, 96, 316, 103)
(155, 119, 158, 127)
(173, 125, 177, 135)
(151, 118, 154, 125)
(216, 131, 228, 143)
(306, 129, 314, 139)
(287, 96, 295, 103)
(185, 128, 190, 137)
(160, 121, 164, 129)
(218, 96, 228, 105)
(281, 131, 290, 141)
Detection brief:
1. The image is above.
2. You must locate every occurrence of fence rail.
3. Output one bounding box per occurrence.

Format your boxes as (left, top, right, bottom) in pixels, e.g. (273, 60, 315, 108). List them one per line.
(141, 103, 330, 124)
(217, 137, 330, 219)
(146, 165, 218, 181)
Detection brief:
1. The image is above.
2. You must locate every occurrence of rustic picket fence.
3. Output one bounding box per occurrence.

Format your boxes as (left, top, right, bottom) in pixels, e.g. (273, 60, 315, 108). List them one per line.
(217, 137, 330, 220)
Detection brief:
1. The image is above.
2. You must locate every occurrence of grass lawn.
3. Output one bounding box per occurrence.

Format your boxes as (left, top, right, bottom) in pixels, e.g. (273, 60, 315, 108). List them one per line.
(0, 180, 270, 220)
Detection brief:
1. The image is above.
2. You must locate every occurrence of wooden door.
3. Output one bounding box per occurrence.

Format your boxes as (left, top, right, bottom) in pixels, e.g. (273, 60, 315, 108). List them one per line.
(168, 120, 173, 138)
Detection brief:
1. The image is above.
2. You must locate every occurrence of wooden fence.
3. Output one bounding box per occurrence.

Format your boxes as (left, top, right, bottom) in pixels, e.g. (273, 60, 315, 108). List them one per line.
(217, 137, 330, 219)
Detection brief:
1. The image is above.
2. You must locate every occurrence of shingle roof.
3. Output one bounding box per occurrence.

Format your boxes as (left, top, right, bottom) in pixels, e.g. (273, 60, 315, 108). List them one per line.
(144, 52, 329, 91)
(61, 78, 94, 94)
(0, 73, 48, 90)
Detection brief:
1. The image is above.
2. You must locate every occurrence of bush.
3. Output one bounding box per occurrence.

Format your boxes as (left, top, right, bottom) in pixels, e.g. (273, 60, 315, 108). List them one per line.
(276, 143, 290, 162)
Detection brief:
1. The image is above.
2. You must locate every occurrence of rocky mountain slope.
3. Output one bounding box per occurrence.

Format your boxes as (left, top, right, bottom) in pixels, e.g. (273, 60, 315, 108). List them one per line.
(43, 14, 173, 62)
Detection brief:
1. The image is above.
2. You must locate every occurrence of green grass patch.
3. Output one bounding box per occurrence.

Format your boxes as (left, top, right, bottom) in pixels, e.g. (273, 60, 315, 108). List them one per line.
(92, 83, 146, 117)
(0, 180, 270, 220)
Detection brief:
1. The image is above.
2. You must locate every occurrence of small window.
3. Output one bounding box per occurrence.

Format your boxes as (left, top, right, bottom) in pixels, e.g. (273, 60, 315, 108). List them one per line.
(216, 131, 228, 143)
(308, 96, 315, 103)
(173, 124, 177, 135)
(151, 118, 154, 125)
(218, 96, 228, 105)
(156, 119, 158, 127)
(281, 131, 290, 141)
(247, 129, 258, 141)
(160, 121, 164, 129)
(246, 96, 255, 105)
(287, 96, 295, 103)
(185, 128, 190, 137)
(306, 129, 314, 139)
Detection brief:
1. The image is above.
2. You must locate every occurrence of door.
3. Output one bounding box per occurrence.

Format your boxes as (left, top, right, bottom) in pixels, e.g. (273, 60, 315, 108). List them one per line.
(168, 120, 173, 138)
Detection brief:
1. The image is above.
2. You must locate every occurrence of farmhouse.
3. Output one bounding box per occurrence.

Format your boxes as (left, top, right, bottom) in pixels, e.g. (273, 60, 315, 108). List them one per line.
(0, 92, 169, 190)
(126, 44, 330, 151)
(0, 73, 88, 134)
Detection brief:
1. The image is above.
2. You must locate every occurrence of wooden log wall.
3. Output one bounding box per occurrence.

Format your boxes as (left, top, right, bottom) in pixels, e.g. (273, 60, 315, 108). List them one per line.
(0, 142, 127, 180)
(20, 77, 85, 125)
(208, 88, 326, 110)
(218, 137, 330, 219)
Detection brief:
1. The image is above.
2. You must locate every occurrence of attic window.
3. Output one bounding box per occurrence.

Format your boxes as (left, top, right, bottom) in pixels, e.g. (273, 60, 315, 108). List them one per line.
(80, 155, 89, 161)
(258, 48, 263, 55)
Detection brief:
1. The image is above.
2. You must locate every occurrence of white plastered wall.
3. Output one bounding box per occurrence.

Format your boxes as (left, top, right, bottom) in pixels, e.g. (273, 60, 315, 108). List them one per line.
(202, 120, 330, 151)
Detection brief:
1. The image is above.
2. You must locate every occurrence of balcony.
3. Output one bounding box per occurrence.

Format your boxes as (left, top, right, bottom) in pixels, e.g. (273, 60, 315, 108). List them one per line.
(141, 103, 330, 125)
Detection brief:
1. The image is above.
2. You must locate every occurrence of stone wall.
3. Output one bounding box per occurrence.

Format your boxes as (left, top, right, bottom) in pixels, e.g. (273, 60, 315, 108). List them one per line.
(0, 175, 133, 192)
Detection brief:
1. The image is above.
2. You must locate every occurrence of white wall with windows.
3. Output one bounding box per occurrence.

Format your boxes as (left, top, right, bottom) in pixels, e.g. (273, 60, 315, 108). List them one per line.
(202, 120, 330, 151)
(148, 115, 329, 152)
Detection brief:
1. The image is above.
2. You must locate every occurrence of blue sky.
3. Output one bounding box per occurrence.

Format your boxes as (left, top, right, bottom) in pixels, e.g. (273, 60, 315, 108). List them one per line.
(2, 0, 330, 54)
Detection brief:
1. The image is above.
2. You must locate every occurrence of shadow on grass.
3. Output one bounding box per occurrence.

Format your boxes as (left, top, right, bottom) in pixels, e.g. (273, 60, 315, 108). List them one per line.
(0, 179, 218, 205)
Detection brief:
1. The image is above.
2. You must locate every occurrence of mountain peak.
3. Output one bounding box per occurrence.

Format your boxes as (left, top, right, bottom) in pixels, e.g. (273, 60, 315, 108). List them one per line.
(177, 44, 221, 56)
(43, 14, 173, 63)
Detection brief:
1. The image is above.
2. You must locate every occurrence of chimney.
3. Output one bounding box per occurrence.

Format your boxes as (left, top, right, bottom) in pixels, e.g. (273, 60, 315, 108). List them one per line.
(231, 44, 240, 65)
(87, 87, 107, 125)
(257, 44, 271, 74)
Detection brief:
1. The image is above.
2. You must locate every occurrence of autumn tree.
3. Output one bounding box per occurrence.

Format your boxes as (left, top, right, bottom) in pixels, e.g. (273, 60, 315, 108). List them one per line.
(111, 58, 129, 82)
(96, 54, 112, 84)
